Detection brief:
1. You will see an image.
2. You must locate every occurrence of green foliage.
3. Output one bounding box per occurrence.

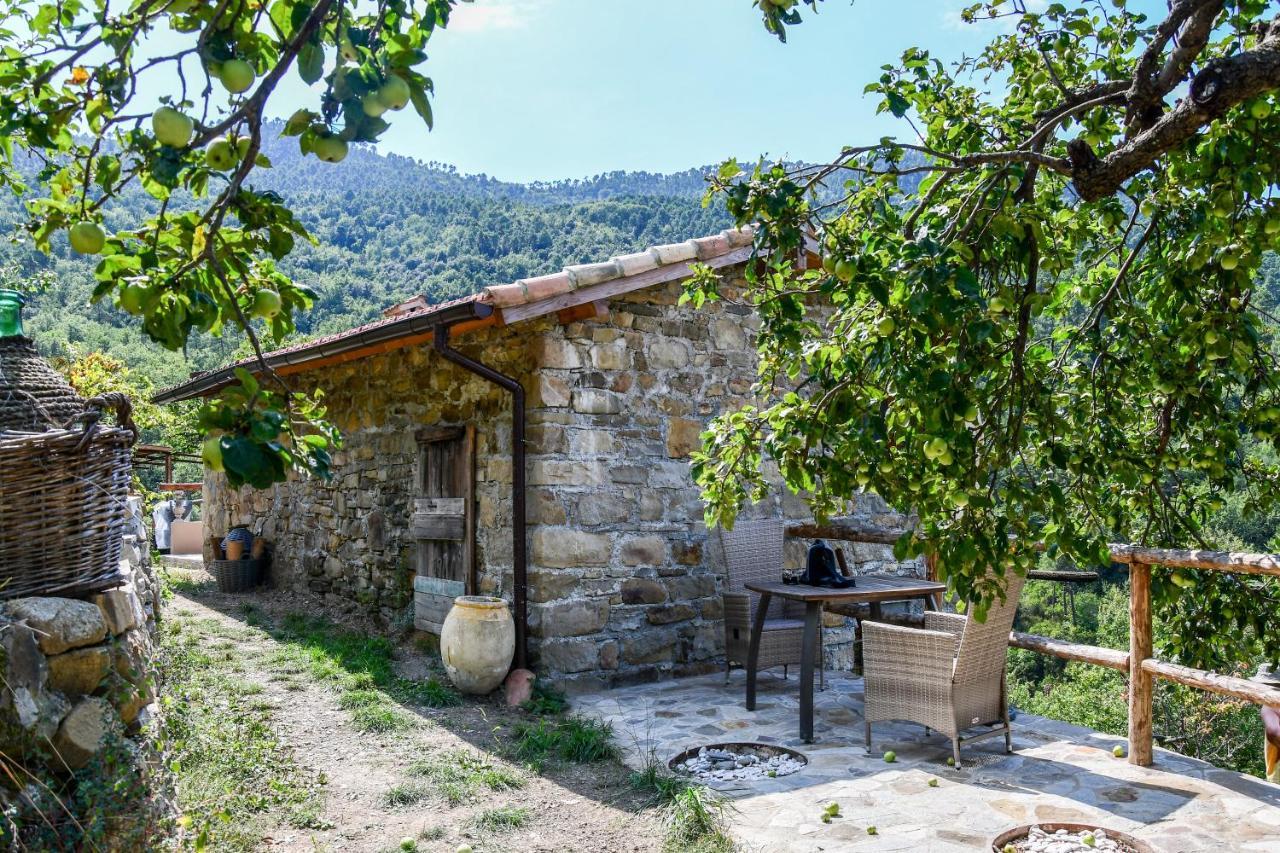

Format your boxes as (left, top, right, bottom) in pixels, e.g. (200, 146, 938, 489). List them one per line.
(521, 681, 569, 715)
(0, 0, 467, 487)
(408, 749, 524, 805)
(1009, 573, 1268, 777)
(661, 785, 737, 853)
(509, 716, 619, 766)
(158, 614, 326, 849)
(1, 734, 164, 851)
(696, 0, 1280, 670)
(471, 805, 530, 832)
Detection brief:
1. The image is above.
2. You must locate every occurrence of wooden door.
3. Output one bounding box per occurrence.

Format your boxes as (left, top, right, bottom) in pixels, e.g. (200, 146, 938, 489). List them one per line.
(412, 425, 475, 634)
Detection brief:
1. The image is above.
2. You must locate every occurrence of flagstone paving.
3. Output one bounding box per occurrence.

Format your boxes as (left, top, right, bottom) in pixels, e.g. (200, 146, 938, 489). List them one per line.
(572, 671, 1280, 852)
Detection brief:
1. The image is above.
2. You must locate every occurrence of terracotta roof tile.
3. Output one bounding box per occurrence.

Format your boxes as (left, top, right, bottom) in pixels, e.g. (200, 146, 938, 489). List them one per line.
(520, 271, 574, 302)
(565, 261, 621, 289)
(487, 282, 529, 308)
(154, 225, 758, 402)
(613, 250, 660, 277)
(650, 240, 699, 265)
(692, 234, 731, 260)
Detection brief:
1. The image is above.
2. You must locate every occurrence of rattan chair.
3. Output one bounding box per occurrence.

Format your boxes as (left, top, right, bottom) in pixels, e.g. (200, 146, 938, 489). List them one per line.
(720, 518, 822, 688)
(862, 570, 1026, 765)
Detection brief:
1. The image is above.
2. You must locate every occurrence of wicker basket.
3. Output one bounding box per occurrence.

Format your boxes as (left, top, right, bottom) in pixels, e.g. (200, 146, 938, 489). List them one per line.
(208, 558, 267, 593)
(0, 391, 137, 599)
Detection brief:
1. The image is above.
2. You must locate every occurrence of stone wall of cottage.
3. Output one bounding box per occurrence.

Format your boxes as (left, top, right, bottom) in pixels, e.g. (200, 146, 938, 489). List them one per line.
(204, 321, 533, 627)
(203, 265, 921, 684)
(519, 275, 918, 686)
(1, 535, 160, 775)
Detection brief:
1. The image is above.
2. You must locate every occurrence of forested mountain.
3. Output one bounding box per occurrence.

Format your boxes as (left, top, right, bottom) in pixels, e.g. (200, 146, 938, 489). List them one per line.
(0, 124, 733, 390)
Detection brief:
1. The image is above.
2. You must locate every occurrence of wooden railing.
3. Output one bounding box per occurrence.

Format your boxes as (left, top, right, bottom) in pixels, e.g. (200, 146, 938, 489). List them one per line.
(788, 522, 1280, 767)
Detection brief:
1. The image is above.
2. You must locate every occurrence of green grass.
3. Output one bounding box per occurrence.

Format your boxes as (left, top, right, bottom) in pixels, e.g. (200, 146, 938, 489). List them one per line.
(510, 716, 619, 765)
(662, 785, 736, 853)
(352, 704, 414, 733)
(157, 614, 328, 850)
(521, 681, 568, 715)
(408, 749, 524, 804)
(472, 805, 530, 832)
(382, 783, 430, 808)
(629, 762, 693, 805)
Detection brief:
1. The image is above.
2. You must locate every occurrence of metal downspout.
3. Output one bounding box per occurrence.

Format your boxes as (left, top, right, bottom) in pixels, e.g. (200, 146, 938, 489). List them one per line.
(433, 322, 528, 671)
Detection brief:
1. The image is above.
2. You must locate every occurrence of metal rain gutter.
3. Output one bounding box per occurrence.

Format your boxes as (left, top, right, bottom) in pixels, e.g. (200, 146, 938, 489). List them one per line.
(432, 320, 529, 673)
(151, 299, 494, 403)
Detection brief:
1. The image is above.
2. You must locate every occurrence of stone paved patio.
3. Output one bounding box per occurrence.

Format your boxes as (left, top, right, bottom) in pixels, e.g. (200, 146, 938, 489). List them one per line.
(572, 671, 1280, 852)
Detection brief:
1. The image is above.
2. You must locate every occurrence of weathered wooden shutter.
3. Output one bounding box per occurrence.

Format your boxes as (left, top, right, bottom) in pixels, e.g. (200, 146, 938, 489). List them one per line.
(412, 425, 475, 634)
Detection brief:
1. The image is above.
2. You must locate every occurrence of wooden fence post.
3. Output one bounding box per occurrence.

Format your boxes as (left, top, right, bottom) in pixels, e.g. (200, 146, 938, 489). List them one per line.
(1128, 561, 1154, 765)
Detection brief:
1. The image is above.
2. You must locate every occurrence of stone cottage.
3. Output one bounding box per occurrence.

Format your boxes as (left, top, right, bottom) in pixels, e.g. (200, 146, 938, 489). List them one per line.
(156, 226, 916, 686)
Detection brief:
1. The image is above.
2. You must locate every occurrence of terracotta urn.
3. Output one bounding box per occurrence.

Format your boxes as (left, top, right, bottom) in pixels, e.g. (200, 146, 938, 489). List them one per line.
(440, 596, 515, 694)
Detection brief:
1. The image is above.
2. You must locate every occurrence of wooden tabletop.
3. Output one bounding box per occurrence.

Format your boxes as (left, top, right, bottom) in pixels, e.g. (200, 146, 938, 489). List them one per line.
(745, 575, 945, 603)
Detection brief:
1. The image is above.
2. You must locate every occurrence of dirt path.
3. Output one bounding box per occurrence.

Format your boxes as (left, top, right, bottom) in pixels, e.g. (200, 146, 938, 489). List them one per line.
(165, 578, 665, 853)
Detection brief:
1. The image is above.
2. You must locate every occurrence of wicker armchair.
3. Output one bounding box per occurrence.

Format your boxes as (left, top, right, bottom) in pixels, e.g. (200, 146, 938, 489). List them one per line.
(862, 570, 1026, 765)
(720, 518, 822, 687)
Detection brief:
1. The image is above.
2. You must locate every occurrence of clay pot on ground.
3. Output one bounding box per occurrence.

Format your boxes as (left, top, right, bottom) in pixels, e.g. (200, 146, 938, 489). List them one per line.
(439, 596, 515, 694)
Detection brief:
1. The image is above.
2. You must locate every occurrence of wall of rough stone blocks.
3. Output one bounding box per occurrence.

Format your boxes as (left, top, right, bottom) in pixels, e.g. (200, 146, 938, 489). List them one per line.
(203, 263, 921, 684)
(0, 534, 160, 774)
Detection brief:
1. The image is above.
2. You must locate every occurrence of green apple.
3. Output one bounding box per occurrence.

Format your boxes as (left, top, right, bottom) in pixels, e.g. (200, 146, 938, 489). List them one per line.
(152, 106, 194, 148)
(314, 135, 349, 163)
(936, 449, 953, 466)
(1204, 329, 1219, 345)
(876, 316, 896, 336)
(362, 92, 389, 118)
(988, 296, 1008, 314)
(946, 756, 955, 766)
(1081, 832, 1097, 848)
(218, 59, 256, 94)
(928, 777, 939, 787)
(1112, 744, 1126, 758)
(205, 138, 237, 170)
(877, 460, 894, 475)
(950, 491, 969, 509)
(202, 435, 225, 472)
(866, 826, 878, 836)
(1170, 570, 1195, 589)
(1220, 250, 1240, 271)
(69, 221, 106, 254)
(251, 288, 283, 318)
(883, 750, 896, 763)
(1251, 99, 1273, 120)
(1265, 217, 1280, 236)
(119, 284, 147, 315)
(235, 136, 252, 160)
(377, 75, 412, 110)
(833, 259, 855, 282)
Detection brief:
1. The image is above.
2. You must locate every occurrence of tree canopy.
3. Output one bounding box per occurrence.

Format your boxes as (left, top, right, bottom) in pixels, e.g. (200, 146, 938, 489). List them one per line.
(694, 0, 1280, 667)
(0, 0, 468, 486)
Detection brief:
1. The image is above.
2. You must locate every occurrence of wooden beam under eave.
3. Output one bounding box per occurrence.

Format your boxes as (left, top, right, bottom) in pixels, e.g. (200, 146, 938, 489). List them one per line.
(556, 300, 609, 325)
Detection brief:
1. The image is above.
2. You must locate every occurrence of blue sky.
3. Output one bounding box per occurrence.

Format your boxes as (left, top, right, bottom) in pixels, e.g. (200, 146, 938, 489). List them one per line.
(263, 0, 1008, 182)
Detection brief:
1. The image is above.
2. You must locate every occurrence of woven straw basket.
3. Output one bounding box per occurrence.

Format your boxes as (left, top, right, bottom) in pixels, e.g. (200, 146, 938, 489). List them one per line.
(0, 336, 137, 599)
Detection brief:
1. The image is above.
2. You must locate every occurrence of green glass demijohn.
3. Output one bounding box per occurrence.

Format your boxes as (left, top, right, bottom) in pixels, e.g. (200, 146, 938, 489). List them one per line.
(0, 289, 23, 338)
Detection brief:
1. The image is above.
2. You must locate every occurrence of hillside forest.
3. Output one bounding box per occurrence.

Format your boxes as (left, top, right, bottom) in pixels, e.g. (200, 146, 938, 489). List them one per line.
(3, 129, 1279, 778)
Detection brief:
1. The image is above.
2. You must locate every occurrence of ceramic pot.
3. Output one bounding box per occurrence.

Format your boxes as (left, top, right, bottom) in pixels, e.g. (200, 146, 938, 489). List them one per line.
(440, 596, 515, 695)
(222, 527, 253, 561)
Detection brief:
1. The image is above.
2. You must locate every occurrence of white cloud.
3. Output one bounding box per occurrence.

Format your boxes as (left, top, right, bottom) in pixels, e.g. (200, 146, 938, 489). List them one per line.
(448, 0, 545, 33)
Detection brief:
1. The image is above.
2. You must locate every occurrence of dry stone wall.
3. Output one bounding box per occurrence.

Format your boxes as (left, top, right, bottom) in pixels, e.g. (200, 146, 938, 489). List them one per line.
(0, 534, 160, 773)
(203, 265, 921, 686)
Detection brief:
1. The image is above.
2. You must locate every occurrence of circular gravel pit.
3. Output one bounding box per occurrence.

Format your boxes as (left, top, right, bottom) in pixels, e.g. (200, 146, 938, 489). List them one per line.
(991, 823, 1156, 853)
(669, 742, 807, 782)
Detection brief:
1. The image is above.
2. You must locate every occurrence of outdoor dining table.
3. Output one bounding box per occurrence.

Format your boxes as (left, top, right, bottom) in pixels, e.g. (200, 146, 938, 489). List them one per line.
(743, 576, 947, 743)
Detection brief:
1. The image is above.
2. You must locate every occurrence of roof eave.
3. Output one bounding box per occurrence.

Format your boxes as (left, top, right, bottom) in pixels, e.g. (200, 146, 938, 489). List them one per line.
(153, 298, 494, 404)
